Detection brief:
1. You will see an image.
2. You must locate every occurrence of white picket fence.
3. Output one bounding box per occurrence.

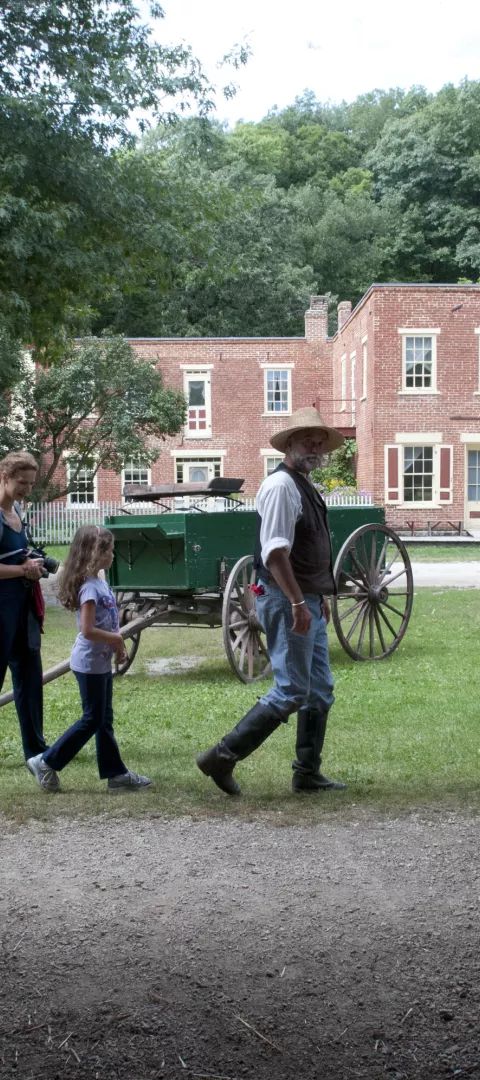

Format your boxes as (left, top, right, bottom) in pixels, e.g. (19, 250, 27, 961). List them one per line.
(27, 492, 374, 544)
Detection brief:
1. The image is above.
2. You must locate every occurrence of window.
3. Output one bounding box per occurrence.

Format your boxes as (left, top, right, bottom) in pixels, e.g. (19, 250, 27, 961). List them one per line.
(122, 460, 150, 487)
(264, 368, 291, 414)
(67, 463, 96, 505)
(403, 446, 433, 502)
(175, 456, 222, 484)
(398, 328, 440, 393)
(361, 337, 367, 399)
(475, 329, 480, 392)
(468, 449, 480, 500)
(264, 454, 283, 476)
(340, 354, 346, 412)
(182, 368, 212, 438)
(385, 437, 452, 505)
(350, 351, 356, 423)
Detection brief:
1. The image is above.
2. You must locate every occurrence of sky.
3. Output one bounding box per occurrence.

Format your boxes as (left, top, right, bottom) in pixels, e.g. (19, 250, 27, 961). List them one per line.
(154, 0, 480, 126)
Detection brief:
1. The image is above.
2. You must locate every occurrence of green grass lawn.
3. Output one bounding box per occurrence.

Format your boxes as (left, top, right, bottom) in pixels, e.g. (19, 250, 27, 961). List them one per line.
(405, 542, 480, 562)
(1, 588, 479, 823)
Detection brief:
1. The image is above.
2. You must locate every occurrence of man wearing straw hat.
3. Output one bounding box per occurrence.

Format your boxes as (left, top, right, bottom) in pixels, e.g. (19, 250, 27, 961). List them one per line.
(197, 405, 347, 796)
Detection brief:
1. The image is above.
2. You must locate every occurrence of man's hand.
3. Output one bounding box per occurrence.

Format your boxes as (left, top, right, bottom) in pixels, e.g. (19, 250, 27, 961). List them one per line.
(322, 598, 331, 624)
(291, 602, 312, 636)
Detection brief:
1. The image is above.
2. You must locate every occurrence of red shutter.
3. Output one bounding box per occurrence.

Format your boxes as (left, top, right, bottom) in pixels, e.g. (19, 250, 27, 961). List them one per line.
(386, 445, 401, 502)
(438, 445, 452, 503)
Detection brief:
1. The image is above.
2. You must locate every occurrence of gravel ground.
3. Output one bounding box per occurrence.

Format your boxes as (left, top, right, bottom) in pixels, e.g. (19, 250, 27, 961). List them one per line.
(1, 809, 479, 1080)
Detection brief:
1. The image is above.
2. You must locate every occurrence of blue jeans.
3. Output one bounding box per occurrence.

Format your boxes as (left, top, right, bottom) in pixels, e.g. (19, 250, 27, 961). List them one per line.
(43, 672, 127, 779)
(255, 583, 334, 719)
(0, 594, 46, 761)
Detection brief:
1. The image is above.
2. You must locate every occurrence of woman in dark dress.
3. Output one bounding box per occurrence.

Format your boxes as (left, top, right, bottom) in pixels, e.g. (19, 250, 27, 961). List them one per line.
(0, 452, 57, 782)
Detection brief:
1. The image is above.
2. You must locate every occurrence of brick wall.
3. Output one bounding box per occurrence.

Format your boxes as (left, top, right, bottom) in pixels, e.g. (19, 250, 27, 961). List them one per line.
(50, 286, 480, 532)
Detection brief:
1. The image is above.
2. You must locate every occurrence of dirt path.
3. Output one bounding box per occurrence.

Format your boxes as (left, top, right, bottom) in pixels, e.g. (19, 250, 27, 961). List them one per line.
(1, 810, 479, 1079)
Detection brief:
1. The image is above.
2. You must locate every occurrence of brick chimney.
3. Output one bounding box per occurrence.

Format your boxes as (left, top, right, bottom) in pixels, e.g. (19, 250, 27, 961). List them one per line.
(337, 300, 352, 330)
(305, 295, 328, 342)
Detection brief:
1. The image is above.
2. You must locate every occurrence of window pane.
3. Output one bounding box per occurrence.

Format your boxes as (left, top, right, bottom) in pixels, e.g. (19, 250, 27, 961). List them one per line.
(124, 460, 149, 485)
(189, 381, 205, 406)
(403, 446, 433, 502)
(404, 336, 433, 389)
(266, 370, 289, 412)
(68, 465, 95, 504)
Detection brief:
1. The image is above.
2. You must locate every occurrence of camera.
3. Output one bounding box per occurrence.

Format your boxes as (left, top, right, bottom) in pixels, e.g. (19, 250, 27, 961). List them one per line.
(24, 545, 60, 578)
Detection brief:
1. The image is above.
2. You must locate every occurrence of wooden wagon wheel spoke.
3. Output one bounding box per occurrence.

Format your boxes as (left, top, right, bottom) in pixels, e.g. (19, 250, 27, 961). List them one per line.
(337, 598, 366, 622)
(222, 555, 271, 684)
(380, 600, 409, 619)
(373, 607, 387, 654)
(345, 598, 370, 642)
(348, 550, 371, 588)
(332, 523, 414, 661)
(354, 603, 370, 653)
(379, 566, 408, 587)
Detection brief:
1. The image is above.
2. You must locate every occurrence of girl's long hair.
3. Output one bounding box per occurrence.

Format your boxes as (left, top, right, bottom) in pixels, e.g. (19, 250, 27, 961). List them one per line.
(58, 525, 113, 611)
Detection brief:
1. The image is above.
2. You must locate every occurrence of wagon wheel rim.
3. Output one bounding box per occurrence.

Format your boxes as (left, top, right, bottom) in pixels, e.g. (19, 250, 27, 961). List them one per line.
(222, 555, 271, 683)
(114, 594, 141, 676)
(331, 524, 413, 661)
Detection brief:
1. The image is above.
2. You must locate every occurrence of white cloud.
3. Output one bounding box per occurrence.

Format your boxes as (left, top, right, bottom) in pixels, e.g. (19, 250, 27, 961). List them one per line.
(153, 0, 480, 125)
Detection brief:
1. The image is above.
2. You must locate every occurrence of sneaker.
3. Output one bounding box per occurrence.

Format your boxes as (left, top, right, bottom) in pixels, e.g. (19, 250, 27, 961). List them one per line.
(107, 769, 153, 793)
(26, 754, 60, 793)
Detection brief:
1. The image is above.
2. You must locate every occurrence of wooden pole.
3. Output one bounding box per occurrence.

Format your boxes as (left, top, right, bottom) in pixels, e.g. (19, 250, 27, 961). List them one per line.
(0, 607, 160, 708)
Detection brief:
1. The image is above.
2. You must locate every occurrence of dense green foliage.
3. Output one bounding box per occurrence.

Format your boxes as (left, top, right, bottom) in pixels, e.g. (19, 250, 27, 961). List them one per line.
(93, 82, 480, 339)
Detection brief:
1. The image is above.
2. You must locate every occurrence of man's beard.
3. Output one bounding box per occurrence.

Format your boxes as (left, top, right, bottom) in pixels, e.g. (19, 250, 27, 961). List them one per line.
(289, 450, 326, 473)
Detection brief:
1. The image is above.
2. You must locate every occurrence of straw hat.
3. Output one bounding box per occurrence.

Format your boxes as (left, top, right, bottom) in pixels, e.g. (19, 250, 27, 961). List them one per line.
(269, 406, 344, 453)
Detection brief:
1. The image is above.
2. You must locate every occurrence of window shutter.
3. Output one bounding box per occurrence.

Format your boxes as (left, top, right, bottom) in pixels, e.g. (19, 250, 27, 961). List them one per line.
(438, 445, 452, 503)
(385, 445, 401, 503)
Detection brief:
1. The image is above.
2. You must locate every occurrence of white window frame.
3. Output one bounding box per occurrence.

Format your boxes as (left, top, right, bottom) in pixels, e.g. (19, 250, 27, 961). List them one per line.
(398, 328, 441, 395)
(121, 460, 151, 497)
(260, 449, 284, 477)
(262, 364, 293, 416)
(66, 460, 98, 506)
(474, 329, 480, 394)
(340, 354, 346, 412)
(172, 450, 224, 485)
(181, 366, 213, 439)
(350, 351, 356, 424)
(361, 336, 368, 400)
(386, 432, 448, 507)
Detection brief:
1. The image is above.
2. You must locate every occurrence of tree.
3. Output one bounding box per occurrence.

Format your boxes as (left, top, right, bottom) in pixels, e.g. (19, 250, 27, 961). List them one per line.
(0, 1, 208, 143)
(369, 80, 480, 282)
(0, 2, 222, 352)
(1, 336, 186, 500)
(311, 439, 357, 491)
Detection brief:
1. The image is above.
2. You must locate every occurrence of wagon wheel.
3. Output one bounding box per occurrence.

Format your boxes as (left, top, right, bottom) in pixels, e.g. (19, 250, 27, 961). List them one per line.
(222, 556, 271, 683)
(115, 592, 142, 676)
(331, 524, 413, 661)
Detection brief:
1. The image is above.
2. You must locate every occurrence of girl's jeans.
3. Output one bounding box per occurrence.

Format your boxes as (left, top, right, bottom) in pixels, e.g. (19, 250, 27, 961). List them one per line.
(255, 583, 335, 720)
(43, 672, 127, 779)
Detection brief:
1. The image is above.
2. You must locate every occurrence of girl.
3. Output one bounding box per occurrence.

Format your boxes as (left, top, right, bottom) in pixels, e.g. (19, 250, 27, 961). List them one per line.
(27, 525, 152, 793)
(0, 451, 53, 770)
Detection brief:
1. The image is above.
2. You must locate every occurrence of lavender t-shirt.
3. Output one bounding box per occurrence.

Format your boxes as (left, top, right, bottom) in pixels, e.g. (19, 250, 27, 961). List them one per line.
(70, 577, 119, 674)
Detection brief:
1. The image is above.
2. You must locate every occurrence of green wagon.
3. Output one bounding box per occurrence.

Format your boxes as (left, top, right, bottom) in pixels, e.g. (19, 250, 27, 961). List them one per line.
(105, 480, 414, 683)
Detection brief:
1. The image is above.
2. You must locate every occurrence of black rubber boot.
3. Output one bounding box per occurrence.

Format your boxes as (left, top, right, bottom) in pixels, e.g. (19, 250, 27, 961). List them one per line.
(197, 702, 283, 796)
(196, 742, 241, 796)
(292, 708, 346, 792)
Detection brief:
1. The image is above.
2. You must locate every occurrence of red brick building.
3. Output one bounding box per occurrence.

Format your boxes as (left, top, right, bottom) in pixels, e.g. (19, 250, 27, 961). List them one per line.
(71, 284, 480, 533)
